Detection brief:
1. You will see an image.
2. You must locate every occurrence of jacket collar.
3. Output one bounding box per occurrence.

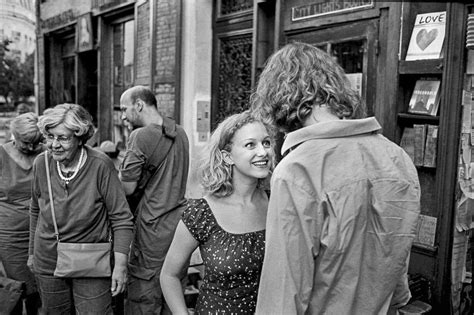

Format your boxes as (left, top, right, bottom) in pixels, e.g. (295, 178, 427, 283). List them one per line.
(281, 117, 382, 156)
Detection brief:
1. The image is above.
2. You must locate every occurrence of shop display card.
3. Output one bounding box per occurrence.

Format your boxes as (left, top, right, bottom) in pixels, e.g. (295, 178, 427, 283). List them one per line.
(406, 11, 446, 61)
(408, 78, 441, 116)
(414, 214, 437, 248)
(467, 50, 474, 75)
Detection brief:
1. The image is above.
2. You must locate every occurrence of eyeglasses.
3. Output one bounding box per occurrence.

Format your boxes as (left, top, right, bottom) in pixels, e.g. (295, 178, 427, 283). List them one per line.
(44, 133, 74, 145)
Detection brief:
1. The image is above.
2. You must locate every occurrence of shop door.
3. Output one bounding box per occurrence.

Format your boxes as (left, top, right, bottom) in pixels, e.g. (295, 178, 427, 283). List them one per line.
(45, 33, 76, 109)
(211, 0, 254, 129)
(287, 19, 378, 116)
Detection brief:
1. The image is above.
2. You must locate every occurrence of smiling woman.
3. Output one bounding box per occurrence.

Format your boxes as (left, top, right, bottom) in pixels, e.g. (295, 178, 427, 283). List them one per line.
(160, 110, 275, 315)
(29, 103, 134, 314)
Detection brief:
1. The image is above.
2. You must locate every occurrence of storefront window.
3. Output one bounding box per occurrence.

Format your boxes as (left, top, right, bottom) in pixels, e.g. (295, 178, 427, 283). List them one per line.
(123, 20, 134, 86)
(63, 57, 75, 103)
(330, 40, 364, 73)
(317, 40, 364, 97)
(62, 36, 75, 103)
(113, 18, 134, 146)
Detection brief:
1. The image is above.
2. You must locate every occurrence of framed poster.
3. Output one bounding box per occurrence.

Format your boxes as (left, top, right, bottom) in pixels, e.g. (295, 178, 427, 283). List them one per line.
(76, 13, 93, 52)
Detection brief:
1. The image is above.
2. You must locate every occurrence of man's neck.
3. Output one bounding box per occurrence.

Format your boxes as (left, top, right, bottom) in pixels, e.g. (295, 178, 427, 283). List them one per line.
(303, 104, 340, 127)
(141, 110, 163, 126)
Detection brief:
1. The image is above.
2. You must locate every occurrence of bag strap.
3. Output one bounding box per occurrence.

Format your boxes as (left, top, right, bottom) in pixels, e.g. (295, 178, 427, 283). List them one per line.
(44, 151, 60, 242)
(137, 122, 175, 190)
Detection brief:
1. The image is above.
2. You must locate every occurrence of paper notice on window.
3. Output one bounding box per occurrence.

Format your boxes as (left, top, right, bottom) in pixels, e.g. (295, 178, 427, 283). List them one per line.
(346, 73, 362, 96)
(414, 214, 437, 248)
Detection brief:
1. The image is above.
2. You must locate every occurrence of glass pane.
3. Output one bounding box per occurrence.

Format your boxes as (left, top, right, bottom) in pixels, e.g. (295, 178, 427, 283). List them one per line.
(123, 20, 134, 87)
(62, 37, 75, 57)
(112, 19, 134, 145)
(330, 40, 364, 74)
(63, 57, 75, 102)
(315, 44, 328, 53)
(113, 24, 123, 87)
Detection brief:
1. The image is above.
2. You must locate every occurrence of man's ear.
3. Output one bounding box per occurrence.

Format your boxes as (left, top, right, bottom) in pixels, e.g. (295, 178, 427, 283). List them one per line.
(221, 150, 234, 165)
(135, 99, 144, 112)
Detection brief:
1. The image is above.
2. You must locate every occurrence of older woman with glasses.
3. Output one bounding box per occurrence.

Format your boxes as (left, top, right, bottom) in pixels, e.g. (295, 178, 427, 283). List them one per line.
(0, 112, 44, 315)
(27, 104, 134, 314)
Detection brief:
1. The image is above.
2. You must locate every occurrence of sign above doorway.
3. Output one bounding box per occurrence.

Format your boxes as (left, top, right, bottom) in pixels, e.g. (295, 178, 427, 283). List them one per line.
(292, 0, 373, 22)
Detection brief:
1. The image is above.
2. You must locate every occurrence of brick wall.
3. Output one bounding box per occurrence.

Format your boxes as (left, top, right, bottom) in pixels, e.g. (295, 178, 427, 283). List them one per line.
(154, 83, 175, 118)
(154, 0, 180, 118)
(135, 1, 150, 85)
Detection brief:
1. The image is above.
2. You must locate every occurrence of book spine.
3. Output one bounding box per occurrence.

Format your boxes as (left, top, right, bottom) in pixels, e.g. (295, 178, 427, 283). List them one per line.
(400, 127, 416, 163)
(414, 124, 427, 167)
(423, 125, 438, 168)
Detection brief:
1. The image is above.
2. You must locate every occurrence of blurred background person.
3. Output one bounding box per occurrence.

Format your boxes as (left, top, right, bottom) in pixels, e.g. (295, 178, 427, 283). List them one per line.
(16, 103, 33, 115)
(98, 140, 123, 171)
(0, 112, 44, 314)
(1, 103, 33, 144)
(28, 104, 134, 314)
(161, 111, 274, 315)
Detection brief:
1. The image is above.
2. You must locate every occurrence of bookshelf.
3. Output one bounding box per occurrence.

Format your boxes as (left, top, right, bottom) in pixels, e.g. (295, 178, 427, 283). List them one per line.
(396, 2, 467, 312)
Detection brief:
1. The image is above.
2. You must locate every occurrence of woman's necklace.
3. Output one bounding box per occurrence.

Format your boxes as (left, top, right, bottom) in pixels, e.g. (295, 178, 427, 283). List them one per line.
(56, 147, 85, 185)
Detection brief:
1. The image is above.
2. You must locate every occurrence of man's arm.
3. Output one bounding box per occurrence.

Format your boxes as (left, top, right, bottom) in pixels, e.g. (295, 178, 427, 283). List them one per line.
(390, 255, 412, 309)
(119, 130, 144, 196)
(256, 178, 320, 315)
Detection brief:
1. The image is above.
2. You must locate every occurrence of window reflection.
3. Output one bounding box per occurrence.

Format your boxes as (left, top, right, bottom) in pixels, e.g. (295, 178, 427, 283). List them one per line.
(315, 40, 365, 97)
(330, 40, 364, 74)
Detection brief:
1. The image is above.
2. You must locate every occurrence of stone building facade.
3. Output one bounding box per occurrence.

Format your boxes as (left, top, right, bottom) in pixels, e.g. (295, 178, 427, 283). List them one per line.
(0, 0, 36, 63)
(36, 0, 181, 147)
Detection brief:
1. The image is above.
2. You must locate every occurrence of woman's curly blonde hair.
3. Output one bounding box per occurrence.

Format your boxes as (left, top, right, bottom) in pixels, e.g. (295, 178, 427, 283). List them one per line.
(199, 110, 274, 197)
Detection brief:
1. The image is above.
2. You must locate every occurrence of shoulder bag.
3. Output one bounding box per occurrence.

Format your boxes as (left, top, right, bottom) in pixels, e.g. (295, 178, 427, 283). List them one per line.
(44, 151, 112, 278)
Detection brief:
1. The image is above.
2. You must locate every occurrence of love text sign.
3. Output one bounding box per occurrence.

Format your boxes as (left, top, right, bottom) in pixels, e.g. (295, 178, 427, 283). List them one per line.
(406, 11, 446, 61)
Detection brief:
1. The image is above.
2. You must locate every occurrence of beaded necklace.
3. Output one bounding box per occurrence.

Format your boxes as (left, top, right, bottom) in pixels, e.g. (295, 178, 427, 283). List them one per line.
(56, 147, 84, 185)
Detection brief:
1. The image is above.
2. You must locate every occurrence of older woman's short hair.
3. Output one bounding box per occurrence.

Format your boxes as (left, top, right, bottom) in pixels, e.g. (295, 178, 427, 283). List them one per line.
(10, 112, 42, 144)
(37, 104, 95, 143)
(250, 41, 366, 133)
(199, 110, 273, 197)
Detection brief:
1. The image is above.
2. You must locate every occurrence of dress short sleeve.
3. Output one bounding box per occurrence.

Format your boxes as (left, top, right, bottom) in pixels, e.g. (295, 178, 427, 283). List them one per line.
(181, 198, 213, 243)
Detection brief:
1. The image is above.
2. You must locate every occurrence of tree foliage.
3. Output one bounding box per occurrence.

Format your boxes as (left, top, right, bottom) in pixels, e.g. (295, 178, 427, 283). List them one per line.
(0, 39, 35, 103)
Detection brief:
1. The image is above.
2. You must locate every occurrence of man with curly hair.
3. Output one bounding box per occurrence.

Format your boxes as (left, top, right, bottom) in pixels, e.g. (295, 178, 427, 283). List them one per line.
(251, 42, 420, 315)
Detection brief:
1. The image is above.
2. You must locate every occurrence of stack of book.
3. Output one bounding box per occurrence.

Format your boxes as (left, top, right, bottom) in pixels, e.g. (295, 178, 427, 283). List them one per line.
(408, 273, 432, 303)
(400, 124, 438, 168)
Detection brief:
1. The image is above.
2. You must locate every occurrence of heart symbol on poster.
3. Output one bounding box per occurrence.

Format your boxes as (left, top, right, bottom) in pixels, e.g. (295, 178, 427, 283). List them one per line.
(416, 29, 438, 51)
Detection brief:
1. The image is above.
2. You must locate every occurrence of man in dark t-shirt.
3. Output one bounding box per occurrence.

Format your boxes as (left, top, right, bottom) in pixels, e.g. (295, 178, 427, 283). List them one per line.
(119, 85, 189, 314)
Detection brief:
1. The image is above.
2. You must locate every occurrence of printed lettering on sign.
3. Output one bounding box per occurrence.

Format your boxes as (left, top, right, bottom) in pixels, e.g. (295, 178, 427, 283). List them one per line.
(292, 0, 373, 22)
